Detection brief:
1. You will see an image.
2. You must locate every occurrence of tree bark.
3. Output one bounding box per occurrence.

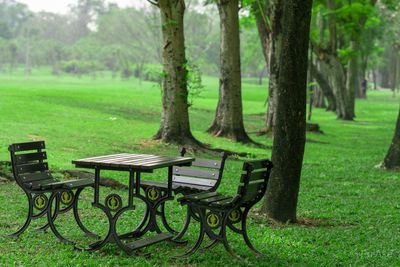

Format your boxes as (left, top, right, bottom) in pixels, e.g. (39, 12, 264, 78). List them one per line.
(310, 61, 336, 111)
(252, 0, 275, 133)
(346, 40, 359, 113)
(382, 108, 400, 169)
(207, 0, 251, 143)
(261, 0, 312, 222)
(313, 87, 326, 108)
(153, 0, 201, 146)
(263, 0, 283, 133)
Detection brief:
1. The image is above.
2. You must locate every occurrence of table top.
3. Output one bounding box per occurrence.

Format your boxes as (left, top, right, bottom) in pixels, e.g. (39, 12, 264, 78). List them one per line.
(72, 153, 194, 171)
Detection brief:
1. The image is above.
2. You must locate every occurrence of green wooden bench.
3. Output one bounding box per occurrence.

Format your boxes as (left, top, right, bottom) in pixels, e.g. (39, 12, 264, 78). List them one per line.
(8, 141, 96, 244)
(173, 159, 273, 259)
(140, 148, 228, 235)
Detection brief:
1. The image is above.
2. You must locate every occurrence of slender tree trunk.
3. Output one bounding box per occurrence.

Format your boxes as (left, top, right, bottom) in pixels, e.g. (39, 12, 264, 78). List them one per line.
(261, 0, 312, 223)
(382, 108, 400, 169)
(252, 0, 275, 134)
(24, 29, 31, 77)
(346, 41, 359, 114)
(313, 87, 326, 108)
(154, 0, 201, 146)
(373, 69, 377, 90)
(263, 0, 283, 133)
(310, 61, 336, 111)
(208, 0, 251, 143)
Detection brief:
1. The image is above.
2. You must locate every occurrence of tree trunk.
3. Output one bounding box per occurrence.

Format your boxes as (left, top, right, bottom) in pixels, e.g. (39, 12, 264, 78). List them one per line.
(373, 69, 377, 90)
(153, 0, 201, 146)
(24, 28, 31, 77)
(346, 41, 359, 113)
(313, 87, 326, 108)
(382, 108, 400, 169)
(261, 0, 312, 223)
(329, 55, 354, 120)
(263, 0, 283, 133)
(208, 0, 251, 143)
(310, 61, 336, 111)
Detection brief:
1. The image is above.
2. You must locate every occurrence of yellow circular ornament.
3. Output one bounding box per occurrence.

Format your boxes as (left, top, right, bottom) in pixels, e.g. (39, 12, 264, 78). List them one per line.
(33, 194, 48, 211)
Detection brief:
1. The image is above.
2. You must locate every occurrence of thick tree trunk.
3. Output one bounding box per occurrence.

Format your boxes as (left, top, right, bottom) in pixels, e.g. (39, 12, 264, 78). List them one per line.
(154, 0, 201, 146)
(261, 0, 312, 223)
(382, 108, 400, 169)
(310, 61, 336, 111)
(208, 0, 251, 143)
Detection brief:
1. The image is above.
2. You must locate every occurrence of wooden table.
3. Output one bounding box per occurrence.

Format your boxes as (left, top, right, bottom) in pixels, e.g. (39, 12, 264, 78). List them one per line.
(72, 153, 194, 255)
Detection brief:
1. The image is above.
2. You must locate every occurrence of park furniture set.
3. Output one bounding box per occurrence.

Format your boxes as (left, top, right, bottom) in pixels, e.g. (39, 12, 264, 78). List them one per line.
(7, 140, 273, 259)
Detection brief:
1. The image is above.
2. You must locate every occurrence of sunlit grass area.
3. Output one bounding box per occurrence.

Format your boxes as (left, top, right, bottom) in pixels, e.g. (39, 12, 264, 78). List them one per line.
(0, 70, 399, 266)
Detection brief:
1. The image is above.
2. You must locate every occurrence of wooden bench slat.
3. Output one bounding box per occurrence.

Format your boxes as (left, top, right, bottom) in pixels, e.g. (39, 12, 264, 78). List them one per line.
(173, 166, 218, 180)
(173, 182, 211, 192)
(192, 158, 221, 169)
(49, 178, 94, 189)
(199, 195, 231, 204)
(9, 141, 45, 152)
(183, 192, 220, 201)
(15, 152, 47, 165)
(242, 159, 272, 171)
(209, 197, 235, 207)
(241, 171, 268, 182)
(172, 175, 216, 187)
(17, 162, 48, 174)
(25, 179, 56, 190)
(20, 171, 53, 183)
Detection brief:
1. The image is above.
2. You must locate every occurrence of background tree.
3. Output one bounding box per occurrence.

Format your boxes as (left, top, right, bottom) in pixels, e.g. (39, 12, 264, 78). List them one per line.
(261, 0, 313, 222)
(150, 0, 202, 147)
(207, 0, 252, 143)
(382, 108, 400, 169)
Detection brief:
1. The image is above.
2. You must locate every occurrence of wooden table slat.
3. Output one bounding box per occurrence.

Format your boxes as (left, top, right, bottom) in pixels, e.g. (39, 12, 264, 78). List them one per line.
(73, 153, 194, 171)
(83, 154, 150, 164)
(77, 153, 130, 162)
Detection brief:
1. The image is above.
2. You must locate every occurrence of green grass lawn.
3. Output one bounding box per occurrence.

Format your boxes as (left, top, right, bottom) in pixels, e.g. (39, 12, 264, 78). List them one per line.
(0, 70, 399, 266)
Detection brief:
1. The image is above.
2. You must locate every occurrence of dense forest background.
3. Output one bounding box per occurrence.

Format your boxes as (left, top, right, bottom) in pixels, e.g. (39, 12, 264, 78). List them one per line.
(0, 0, 397, 93)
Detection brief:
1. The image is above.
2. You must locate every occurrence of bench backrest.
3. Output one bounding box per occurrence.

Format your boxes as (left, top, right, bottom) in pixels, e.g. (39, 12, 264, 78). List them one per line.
(172, 148, 228, 192)
(236, 159, 273, 205)
(9, 141, 53, 189)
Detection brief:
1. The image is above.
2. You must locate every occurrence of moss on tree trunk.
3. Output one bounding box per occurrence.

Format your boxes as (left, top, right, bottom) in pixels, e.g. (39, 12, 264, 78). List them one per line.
(154, 0, 202, 147)
(207, 0, 252, 143)
(261, 0, 312, 223)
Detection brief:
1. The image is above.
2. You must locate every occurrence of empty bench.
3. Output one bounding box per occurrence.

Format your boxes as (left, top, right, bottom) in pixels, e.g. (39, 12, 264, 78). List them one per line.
(8, 141, 96, 244)
(174, 159, 273, 258)
(140, 148, 228, 234)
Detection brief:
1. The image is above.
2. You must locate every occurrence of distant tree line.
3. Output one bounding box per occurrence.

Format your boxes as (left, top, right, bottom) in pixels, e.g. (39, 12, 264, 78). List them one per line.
(0, 0, 265, 81)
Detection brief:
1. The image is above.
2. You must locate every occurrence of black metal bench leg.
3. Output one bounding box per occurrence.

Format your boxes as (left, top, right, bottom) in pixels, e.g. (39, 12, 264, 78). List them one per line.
(173, 212, 205, 258)
(221, 216, 241, 260)
(35, 201, 57, 233)
(47, 193, 75, 245)
(73, 188, 98, 238)
(172, 207, 191, 242)
(242, 208, 263, 256)
(8, 193, 33, 238)
(159, 202, 178, 234)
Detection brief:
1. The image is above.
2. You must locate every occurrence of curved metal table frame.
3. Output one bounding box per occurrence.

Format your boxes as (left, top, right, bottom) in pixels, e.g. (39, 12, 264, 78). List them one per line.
(72, 153, 194, 255)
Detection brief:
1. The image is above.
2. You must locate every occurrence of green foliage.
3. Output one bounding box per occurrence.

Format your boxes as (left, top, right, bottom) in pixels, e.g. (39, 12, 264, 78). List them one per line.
(186, 63, 204, 107)
(60, 60, 102, 75)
